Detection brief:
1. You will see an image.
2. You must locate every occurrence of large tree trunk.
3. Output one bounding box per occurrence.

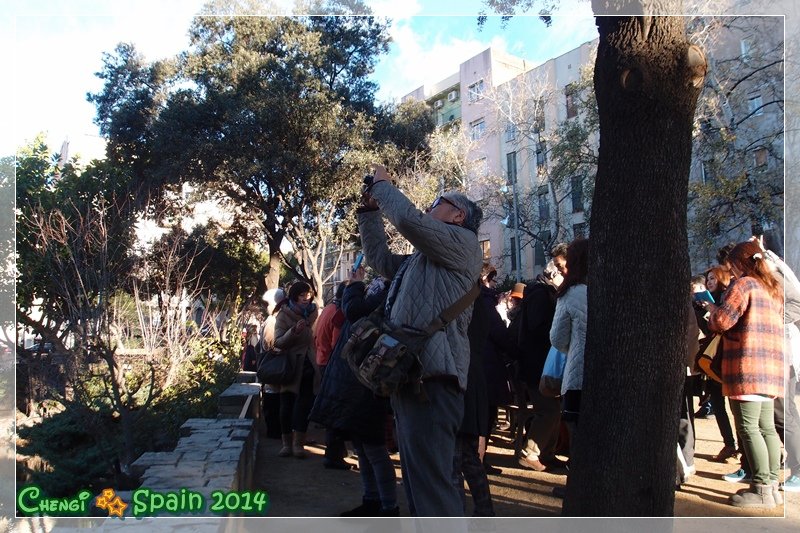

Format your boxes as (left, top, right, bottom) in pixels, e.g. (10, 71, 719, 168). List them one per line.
(563, 14, 705, 516)
(265, 247, 283, 290)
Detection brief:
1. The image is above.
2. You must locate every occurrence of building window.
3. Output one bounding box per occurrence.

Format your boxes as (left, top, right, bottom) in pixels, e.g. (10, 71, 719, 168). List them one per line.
(741, 38, 754, 61)
(480, 239, 491, 260)
(473, 157, 488, 178)
(538, 185, 550, 220)
(533, 100, 545, 133)
(748, 94, 763, 116)
(565, 84, 578, 119)
(571, 176, 584, 213)
(510, 237, 517, 271)
(468, 80, 485, 102)
(536, 141, 546, 168)
(506, 152, 517, 185)
(700, 160, 712, 184)
(573, 223, 587, 239)
(505, 122, 517, 142)
(470, 119, 486, 141)
(753, 147, 768, 167)
(534, 230, 551, 267)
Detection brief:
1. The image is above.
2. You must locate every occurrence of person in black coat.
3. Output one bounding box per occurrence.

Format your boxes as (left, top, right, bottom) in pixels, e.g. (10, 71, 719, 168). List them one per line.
(515, 260, 566, 471)
(450, 266, 496, 516)
(308, 269, 398, 516)
(479, 267, 514, 433)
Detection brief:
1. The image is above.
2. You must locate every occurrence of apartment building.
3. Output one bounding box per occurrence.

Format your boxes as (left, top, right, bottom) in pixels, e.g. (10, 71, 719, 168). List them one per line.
(687, 16, 784, 266)
(401, 17, 783, 279)
(402, 43, 597, 282)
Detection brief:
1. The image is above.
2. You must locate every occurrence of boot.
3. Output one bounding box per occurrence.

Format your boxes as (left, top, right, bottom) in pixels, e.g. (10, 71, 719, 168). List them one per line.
(292, 431, 307, 458)
(378, 506, 400, 516)
(730, 483, 776, 508)
(772, 481, 783, 505)
(340, 499, 381, 517)
(278, 434, 292, 457)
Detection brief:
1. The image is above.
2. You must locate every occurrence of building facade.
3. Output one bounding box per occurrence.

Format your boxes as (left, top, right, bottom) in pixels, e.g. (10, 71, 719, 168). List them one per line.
(402, 43, 597, 282)
(401, 17, 783, 279)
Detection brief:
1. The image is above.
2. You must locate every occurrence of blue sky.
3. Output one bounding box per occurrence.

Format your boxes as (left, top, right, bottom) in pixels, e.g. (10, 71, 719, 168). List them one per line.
(3, 0, 597, 161)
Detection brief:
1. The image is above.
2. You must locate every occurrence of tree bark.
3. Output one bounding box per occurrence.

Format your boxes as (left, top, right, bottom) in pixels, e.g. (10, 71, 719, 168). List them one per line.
(562, 15, 705, 516)
(265, 247, 283, 291)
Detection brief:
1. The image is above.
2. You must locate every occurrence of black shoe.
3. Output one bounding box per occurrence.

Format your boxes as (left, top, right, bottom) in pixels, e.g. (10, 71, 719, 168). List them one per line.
(483, 463, 502, 475)
(540, 456, 569, 470)
(694, 402, 713, 419)
(340, 500, 381, 517)
(323, 459, 352, 470)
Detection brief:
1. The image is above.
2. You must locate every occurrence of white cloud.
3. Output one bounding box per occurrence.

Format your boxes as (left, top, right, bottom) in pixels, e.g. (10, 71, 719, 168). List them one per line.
(376, 18, 513, 103)
(7, 2, 203, 159)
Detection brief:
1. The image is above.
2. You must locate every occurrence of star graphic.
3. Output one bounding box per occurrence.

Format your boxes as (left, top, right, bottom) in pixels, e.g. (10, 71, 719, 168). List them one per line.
(106, 496, 128, 518)
(95, 488, 116, 510)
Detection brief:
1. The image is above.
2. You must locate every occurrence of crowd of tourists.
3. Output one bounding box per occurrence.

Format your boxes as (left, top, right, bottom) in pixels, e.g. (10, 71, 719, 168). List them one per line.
(239, 164, 797, 516)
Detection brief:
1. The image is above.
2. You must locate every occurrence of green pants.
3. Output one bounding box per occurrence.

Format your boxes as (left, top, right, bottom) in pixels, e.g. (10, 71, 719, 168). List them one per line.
(729, 399, 781, 485)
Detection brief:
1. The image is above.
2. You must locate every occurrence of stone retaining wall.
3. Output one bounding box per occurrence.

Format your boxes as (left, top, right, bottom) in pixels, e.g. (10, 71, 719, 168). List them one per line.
(125, 372, 262, 518)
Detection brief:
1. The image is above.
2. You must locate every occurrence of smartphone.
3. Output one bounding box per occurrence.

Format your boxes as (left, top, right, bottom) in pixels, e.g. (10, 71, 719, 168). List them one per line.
(352, 252, 364, 273)
(693, 290, 715, 304)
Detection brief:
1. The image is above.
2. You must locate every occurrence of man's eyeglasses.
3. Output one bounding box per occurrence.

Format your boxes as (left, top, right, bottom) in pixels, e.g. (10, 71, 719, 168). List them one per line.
(430, 196, 461, 211)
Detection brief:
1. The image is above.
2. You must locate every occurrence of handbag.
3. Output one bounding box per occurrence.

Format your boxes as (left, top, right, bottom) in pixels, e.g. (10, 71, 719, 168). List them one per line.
(695, 334, 723, 384)
(257, 351, 296, 385)
(538, 346, 567, 398)
(341, 282, 481, 397)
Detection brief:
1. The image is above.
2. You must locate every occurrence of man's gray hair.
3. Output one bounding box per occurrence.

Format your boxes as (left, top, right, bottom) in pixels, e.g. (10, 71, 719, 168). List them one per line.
(442, 191, 483, 234)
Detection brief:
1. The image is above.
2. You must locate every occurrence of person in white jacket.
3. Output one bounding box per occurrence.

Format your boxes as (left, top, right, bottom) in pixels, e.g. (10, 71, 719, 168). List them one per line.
(549, 238, 589, 452)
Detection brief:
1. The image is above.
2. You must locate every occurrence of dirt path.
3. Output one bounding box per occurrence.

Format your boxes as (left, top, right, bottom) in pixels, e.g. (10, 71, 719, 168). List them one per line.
(254, 405, 800, 520)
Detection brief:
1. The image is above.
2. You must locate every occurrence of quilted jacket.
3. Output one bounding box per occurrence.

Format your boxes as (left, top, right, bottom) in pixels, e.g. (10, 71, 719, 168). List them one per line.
(357, 181, 482, 391)
(549, 284, 587, 395)
(708, 276, 784, 398)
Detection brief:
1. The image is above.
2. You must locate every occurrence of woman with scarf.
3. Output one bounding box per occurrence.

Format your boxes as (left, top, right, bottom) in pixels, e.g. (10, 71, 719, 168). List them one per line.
(274, 281, 320, 458)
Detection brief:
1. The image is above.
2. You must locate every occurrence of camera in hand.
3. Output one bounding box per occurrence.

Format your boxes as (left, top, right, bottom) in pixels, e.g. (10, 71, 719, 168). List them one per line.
(362, 174, 374, 194)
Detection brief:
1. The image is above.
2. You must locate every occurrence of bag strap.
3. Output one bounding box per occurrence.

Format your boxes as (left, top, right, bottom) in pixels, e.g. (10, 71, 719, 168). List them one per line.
(421, 281, 481, 336)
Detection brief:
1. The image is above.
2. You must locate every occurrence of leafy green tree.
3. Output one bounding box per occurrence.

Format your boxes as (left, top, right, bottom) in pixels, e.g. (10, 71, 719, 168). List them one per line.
(88, 1, 391, 304)
(15, 142, 148, 470)
(16, 137, 137, 355)
(184, 224, 271, 307)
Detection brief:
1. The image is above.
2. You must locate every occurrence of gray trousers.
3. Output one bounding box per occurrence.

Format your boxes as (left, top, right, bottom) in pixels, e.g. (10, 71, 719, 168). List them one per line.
(392, 380, 464, 517)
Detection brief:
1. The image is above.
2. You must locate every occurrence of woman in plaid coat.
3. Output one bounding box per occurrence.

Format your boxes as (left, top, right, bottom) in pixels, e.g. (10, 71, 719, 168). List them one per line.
(705, 240, 784, 509)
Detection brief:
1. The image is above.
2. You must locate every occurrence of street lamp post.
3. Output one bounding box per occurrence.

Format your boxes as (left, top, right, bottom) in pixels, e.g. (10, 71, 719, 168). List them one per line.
(501, 184, 523, 282)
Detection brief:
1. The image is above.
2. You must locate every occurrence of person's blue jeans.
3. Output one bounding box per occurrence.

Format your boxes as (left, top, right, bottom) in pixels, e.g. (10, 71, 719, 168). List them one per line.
(352, 437, 397, 510)
(392, 380, 464, 516)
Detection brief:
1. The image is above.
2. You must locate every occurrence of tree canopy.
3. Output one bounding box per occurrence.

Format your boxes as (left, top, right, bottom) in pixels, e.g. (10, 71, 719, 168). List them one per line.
(88, 3, 392, 299)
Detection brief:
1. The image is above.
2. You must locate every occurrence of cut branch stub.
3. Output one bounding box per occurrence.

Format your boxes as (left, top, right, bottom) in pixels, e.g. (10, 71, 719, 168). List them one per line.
(620, 67, 644, 92)
(686, 45, 707, 88)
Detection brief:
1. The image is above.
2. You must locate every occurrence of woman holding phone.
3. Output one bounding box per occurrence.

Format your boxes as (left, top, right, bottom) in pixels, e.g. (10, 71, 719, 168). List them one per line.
(704, 241, 784, 508)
